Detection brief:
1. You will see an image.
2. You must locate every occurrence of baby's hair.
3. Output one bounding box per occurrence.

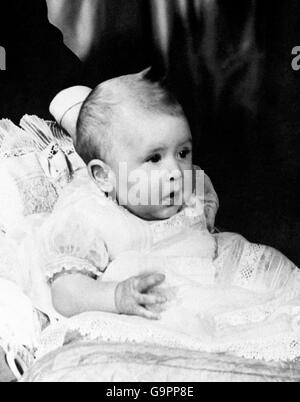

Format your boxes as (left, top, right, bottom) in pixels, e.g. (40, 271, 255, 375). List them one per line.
(76, 68, 184, 164)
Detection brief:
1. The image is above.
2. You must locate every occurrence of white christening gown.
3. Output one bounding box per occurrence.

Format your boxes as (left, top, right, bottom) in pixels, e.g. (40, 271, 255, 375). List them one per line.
(37, 167, 300, 363)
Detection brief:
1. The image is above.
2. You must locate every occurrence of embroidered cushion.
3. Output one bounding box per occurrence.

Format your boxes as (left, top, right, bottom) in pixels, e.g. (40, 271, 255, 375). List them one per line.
(0, 115, 85, 233)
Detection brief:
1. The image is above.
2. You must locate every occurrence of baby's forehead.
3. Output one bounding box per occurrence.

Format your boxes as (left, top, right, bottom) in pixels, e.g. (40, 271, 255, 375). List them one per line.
(112, 103, 153, 139)
(112, 105, 191, 152)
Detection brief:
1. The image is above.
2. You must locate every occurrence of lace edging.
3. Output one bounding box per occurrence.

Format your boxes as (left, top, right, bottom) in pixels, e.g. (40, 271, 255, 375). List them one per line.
(0, 115, 85, 169)
(46, 256, 102, 284)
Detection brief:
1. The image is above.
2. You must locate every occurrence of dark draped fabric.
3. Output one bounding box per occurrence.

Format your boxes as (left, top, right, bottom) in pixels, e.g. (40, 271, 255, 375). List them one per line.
(159, 0, 300, 265)
(0, 0, 299, 264)
(0, 0, 82, 123)
(150, 0, 300, 264)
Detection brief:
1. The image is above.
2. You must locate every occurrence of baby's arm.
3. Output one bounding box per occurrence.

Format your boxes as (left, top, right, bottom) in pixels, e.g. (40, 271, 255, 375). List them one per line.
(44, 191, 166, 320)
(52, 272, 166, 320)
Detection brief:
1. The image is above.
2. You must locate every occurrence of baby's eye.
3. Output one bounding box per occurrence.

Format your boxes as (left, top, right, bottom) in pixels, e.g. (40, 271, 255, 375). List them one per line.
(178, 149, 191, 159)
(146, 154, 162, 164)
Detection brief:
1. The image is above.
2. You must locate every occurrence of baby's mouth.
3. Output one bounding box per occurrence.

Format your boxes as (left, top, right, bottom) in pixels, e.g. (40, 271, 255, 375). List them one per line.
(162, 191, 180, 207)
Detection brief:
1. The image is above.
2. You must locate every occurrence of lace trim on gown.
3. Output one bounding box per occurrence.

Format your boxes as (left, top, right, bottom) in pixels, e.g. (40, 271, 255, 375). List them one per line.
(46, 256, 104, 284)
(149, 195, 207, 245)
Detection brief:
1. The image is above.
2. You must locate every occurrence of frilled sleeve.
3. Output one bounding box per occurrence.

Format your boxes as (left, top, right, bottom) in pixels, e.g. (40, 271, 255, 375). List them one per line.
(41, 181, 110, 285)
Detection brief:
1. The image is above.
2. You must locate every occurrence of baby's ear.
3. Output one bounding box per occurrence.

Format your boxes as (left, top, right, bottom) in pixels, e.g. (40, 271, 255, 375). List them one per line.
(88, 160, 116, 194)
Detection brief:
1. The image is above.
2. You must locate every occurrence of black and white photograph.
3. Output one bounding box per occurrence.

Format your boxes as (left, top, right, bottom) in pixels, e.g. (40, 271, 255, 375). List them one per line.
(0, 0, 300, 385)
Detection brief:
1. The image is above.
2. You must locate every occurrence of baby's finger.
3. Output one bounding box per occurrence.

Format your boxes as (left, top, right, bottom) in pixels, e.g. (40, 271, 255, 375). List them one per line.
(146, 303, 168, 314)
(135, 306, 161, 320)
(137, 293, 167, 306)
(137, 273, 166, 293)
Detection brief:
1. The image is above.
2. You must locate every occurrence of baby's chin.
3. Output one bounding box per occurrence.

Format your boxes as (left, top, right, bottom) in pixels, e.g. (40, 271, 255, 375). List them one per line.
(137, 205, 183, 221)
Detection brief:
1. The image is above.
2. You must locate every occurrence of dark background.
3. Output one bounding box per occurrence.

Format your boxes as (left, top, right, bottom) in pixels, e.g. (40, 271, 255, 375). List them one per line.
(0, 0, 299, 265)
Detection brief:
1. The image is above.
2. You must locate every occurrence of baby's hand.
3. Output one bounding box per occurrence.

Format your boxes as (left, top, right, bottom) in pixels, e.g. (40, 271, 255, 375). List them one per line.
(115, 273, 167, 320)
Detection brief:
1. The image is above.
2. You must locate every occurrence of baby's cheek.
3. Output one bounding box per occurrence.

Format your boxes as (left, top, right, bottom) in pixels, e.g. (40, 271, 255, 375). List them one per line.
(183, 181, 194, 204)
(127, 176, 153, 207)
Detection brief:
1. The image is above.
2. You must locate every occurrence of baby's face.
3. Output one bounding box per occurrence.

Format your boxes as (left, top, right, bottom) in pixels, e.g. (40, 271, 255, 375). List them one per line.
(106, 105, 193, 220)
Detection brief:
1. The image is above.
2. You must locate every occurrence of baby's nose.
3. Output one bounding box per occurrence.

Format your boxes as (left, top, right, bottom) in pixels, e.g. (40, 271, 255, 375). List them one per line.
(168, 168, 182, 182)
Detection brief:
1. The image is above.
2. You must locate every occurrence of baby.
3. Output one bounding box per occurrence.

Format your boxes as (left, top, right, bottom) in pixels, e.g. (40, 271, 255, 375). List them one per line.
(41, 70, 300, 358)
(45, 70, 219, 319)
